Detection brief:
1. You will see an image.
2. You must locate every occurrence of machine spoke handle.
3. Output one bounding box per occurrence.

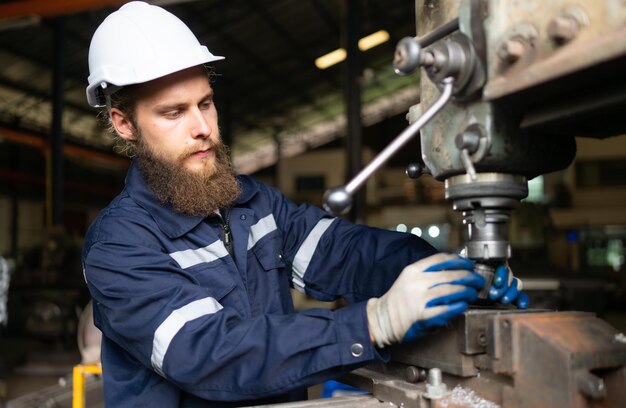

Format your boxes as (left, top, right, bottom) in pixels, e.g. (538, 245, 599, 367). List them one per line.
(323, 77, 455, 215)
(393, 18, 460, 75)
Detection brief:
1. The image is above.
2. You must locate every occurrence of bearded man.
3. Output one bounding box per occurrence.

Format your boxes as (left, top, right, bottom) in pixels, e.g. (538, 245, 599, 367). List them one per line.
(82, 2, 527, 407)
(106, 67, 241, 217)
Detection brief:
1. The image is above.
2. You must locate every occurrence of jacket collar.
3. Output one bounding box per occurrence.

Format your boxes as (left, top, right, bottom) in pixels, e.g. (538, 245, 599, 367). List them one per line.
(124, 160, 258, 238)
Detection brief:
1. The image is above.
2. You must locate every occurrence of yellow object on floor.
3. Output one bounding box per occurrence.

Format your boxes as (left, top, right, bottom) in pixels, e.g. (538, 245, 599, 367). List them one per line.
(72, 363, 102, 408)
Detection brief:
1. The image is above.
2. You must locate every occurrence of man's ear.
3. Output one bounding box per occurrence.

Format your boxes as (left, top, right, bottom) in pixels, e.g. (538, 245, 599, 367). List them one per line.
(110, 108, 136, 141)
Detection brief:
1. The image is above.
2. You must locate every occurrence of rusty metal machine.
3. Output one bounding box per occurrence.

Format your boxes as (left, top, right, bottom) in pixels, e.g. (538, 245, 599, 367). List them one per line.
(321, 0, 626, 407)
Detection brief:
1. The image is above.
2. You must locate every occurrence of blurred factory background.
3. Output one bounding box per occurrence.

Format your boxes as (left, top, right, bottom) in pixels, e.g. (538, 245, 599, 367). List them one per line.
(0, 0, 624, 406)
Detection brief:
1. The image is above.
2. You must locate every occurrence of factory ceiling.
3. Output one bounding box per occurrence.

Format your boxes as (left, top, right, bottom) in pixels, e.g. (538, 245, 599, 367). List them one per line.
(0, 0, 420, 175)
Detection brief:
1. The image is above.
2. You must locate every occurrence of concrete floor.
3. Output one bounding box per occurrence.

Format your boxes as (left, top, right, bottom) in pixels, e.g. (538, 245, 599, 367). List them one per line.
(1, 335, 90, 406)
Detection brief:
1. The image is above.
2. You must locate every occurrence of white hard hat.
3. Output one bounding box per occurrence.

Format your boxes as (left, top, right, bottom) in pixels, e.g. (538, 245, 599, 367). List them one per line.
(86, 1, 224, 107)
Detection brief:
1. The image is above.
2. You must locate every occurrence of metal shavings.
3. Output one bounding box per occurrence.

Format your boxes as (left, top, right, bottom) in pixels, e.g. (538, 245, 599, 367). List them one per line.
(440, 385, 501, 408)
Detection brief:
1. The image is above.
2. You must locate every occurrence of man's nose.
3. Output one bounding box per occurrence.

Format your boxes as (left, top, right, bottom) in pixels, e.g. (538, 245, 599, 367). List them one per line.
(189, 108, 211, 139)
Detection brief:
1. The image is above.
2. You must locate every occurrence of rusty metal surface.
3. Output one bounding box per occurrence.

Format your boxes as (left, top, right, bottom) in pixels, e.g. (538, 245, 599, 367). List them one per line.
(413, 0, 579, 181)
(482, 0, 626, 100)
(489, 312, 626, 408)
(391, 308, 536, 377)
(412, 0, 625, 180)
(348, 309, 626, 408)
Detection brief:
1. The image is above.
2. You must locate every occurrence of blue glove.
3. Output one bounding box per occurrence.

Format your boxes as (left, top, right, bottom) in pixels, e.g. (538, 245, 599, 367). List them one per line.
(488, 264, 529, 309)
(403, 258, 485, 342)
(366, 254, 486, 348)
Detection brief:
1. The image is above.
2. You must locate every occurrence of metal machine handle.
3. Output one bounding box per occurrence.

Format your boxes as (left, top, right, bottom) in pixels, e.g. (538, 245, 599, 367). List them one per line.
(323, 77, 455, 215)
(393, 18, 460, 75)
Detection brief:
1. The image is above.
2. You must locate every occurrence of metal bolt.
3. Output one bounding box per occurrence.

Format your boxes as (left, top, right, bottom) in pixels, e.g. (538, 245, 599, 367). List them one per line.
(455, 130, 481, 154)
(428, 368, 442, 386)
(547, 16, 579, 44)
(405, 366, 426, 383)
(498, 39, 526, 63)
(477, 331, 487, 347)
(425, 368, 447, 399)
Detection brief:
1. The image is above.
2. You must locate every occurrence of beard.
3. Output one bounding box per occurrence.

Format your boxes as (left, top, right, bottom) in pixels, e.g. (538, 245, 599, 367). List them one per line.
(134, 132, 241, 217)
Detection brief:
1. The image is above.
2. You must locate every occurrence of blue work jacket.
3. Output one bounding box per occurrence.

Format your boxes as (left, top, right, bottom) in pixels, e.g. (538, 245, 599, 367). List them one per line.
(82, 161, 437, 407)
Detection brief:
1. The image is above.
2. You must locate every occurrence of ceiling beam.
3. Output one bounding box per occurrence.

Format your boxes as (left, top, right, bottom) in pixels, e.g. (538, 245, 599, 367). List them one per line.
(0, 125, 128, 171)
(176, 6, 334, 121)
(184, 5, 332, 112)
(0, 75, 93, 116)
(213, 30, 332, 117)
(309, 0, 340, 37)
(249, 2, 341, 89)
(0, 0, 210, 21)
(0, 0, 129, 20)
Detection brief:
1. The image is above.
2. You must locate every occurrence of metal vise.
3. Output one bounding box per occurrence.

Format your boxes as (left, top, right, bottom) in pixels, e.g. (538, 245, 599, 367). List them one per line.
(344, 308, 626, 407)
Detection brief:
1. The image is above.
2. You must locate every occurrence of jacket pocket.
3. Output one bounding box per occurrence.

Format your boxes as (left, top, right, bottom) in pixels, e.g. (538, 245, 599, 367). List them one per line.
(251, 237, 294, 314)
(252, 237, 286, 272)
(187, 260, 237, 301)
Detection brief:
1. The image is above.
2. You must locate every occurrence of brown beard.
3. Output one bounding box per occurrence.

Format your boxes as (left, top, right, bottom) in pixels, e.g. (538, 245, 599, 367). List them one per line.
(135, 134, 241, 217)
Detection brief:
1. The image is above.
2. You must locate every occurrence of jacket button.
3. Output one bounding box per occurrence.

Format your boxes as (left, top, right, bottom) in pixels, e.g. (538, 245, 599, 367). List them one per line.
(350, 343, 364, 357)
(240, 214, 247, 220)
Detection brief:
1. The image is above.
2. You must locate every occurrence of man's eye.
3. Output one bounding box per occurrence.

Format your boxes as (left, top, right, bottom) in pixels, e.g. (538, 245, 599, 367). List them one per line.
(164, 111, 181, 118)
(200, 101, 213, 110)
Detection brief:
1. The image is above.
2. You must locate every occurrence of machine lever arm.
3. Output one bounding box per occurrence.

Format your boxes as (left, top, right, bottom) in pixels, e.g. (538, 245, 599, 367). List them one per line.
(418, 17, 460, 48)
(324, 77, 455, 215)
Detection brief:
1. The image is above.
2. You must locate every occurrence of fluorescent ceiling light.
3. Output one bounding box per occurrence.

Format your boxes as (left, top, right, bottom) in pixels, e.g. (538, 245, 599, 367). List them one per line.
(315, 49, 347, 70)
(358, 30, 390, 51)
(315, 30, 390, 70)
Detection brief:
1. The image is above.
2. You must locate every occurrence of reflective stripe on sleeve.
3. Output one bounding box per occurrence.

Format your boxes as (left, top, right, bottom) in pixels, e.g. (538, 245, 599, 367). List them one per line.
(169, 240, 229, 269)
(291, 217, 336, 292)
(151, 297, 223, 376)
(247, 214, 278, 250)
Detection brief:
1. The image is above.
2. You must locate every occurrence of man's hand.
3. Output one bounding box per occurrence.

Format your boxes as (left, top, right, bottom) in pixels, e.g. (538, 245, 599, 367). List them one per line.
(366, 253, 485, 348)
(488, 264, 529, 309)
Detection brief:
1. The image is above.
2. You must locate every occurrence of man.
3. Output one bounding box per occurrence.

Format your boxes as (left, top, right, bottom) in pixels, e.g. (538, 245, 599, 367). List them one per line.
(82, 2, 527, 407)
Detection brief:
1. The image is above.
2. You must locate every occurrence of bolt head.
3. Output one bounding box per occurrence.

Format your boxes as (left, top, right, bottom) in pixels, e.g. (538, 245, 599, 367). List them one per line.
(498, 39, 526, 63)
(455, 131, 481, 153)
(477, 331, 487, 347)
(405, 366, 426, 383)
(548, 16, 579, 43)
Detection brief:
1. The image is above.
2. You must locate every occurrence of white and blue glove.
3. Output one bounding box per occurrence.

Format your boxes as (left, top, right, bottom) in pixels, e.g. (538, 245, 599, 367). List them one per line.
(488, 264, 529, 309)
(366, 253, 485, 348)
